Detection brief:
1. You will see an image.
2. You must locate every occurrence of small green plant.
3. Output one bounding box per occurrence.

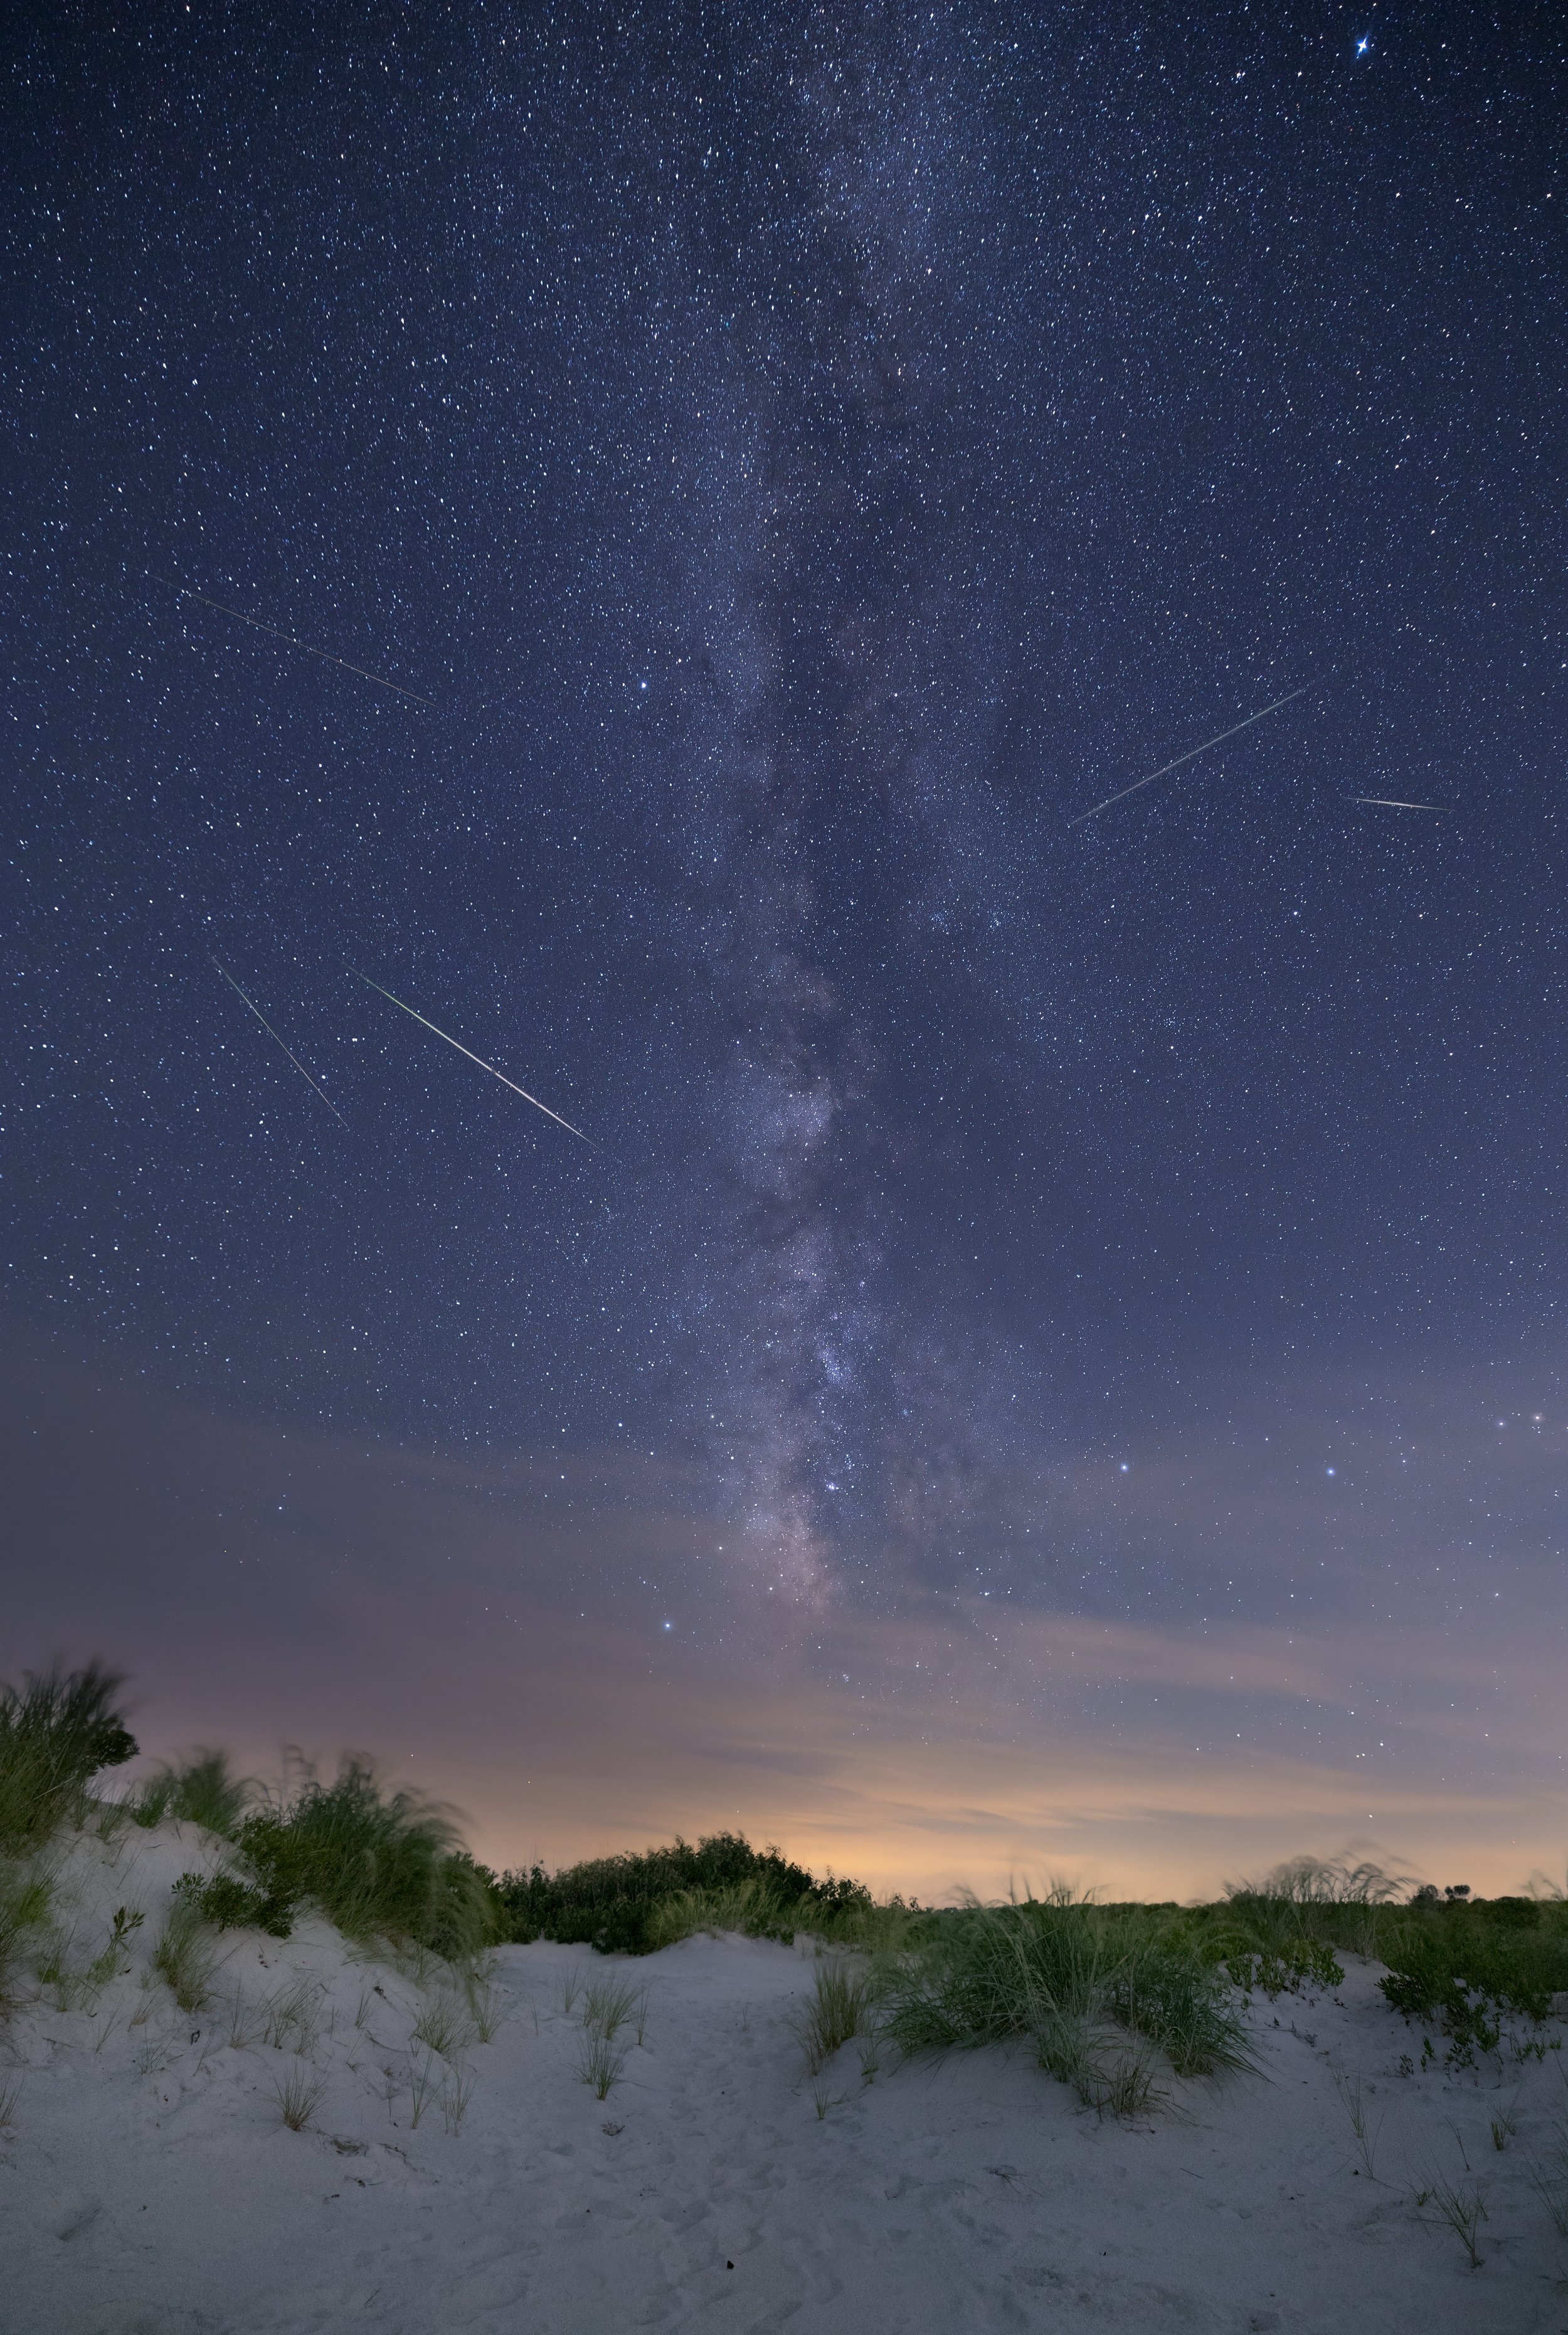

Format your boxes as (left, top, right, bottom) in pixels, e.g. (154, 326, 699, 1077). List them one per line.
(169, 1870, 292, 1938)
(559, 1963, 586, 2016)
(579, 2030, 627, 2099)
(260, 1979, 321, 2054)
(1490, 2105, 1517, 2151)
(1330, 2063, 1386, 2179)
(86, 1905, 145, 1987)
(582, 1976, 643, 2043)
(411, 1991, 473, 2060)
(1525, 2150, 1568, 2238)
(1223, 1937, 1344, 1997)
(440, 2066, 475, 2134)
(152, 1906, 219, 2014)
(465, 1978, 506, 2043)
(808, 2069, 845, 2119)
(405, 2050, 440, 2128)
(223, 1986, 262, 2049)
(270, 2063, 326, 2132)
(1084, 2046, 1163, 2121)
(0, 2074, 20, 2129)
(1416, 2172, 1488, 2269)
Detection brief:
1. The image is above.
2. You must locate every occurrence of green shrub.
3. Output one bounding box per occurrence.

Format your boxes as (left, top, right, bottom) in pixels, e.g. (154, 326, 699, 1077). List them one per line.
(225, 1758, 495, 1958)
(170, 1870, 293, 1938)
(1375, 1900, 1568, 2057)
(1219, 1936, 1344, 1996)
(878, 1897, 1251, 2097)
(0, 1662, 137, 1854)
(494, 1831, 873, 1955)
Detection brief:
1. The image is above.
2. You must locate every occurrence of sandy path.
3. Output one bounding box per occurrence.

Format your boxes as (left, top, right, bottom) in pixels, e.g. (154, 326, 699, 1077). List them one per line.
(3, 1826, 1564, 2332)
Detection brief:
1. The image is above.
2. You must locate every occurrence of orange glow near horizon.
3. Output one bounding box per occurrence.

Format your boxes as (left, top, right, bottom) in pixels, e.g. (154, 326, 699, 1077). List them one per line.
(4, 1346, 1564, 1908)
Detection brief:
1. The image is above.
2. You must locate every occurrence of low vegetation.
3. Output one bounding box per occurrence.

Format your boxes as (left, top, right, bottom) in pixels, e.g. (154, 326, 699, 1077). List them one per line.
(1187, 1856, 1568, 2067)
(130, 1749, 252, 1839)
(492, 1830, 876, 1954)
(3, 1659, 1565, 2122)
(0, 1661, 137, 1856)
(874, 1894, 1252, 2112)
(172, 1757, 497, 1958)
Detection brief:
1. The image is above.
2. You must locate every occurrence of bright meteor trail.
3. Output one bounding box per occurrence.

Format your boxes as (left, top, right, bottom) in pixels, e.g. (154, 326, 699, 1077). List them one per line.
(1069, 683, 1314, 824)
(1349, 797, 1452, 811)
(212, 959, 347, 1125)
(352, 971, 596, 1147)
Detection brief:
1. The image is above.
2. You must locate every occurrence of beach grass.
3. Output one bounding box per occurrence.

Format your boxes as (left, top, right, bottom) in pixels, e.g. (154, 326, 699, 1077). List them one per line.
(411, 1987, 474, 2060)
(130, 1751, 252, 1840)
(875, 1893, 1253, 2106)
(578, 2028, 628, 2098)
(0, 1662, 137, 1858)
(270, 2062, 327, 2132)
(795, 1958, 876, 2073)
(151, 1901, 221, 2014)
(169, 1756, 498, 1960)
(5, 1656, 1566, 2120)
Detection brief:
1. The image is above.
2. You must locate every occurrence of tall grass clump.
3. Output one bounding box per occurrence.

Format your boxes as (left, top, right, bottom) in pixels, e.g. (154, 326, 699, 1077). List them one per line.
(796, 1959, 877, 2074)
(0, 1662, 137, 1856)
(0, 1867, 53, 2009)
(152, 1902, 220, 2014)
(131, 1751, 252, 1839)
(879, 1896, 1250, 2112)
(198, 1757, 497, 1959)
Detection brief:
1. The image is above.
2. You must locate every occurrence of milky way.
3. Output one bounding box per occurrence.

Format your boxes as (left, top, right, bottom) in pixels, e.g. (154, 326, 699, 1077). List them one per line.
(4, 7, 1564, 1885)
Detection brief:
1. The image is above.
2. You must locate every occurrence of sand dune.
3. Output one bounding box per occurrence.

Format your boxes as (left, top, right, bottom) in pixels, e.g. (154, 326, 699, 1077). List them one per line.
(3, 1820, 1564, 2332)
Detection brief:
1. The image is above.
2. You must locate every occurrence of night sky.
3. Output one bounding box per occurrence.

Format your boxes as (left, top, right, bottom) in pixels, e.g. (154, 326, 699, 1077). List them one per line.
(4, 4, 1564, 1896)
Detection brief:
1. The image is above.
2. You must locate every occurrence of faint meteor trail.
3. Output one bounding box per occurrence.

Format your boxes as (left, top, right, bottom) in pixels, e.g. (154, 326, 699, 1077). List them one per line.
(1069, 683, 1315, 824)
(212, 959, 347, 1126)
(352, 971, 596, 1147)
(1349, 796, 1451, 811)
(172, 585, 436, 706)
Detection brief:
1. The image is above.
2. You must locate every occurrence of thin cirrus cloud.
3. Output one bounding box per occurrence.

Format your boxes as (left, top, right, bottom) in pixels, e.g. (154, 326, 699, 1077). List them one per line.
(3, 1338, 1560, 1901)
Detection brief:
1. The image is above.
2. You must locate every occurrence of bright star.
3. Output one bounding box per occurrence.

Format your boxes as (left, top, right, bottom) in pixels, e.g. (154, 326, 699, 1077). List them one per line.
(1356, 36, 1370, 55)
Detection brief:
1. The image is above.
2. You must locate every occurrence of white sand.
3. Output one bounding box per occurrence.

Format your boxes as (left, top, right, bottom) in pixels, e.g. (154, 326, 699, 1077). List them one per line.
(3, 1821, 1564, 2332)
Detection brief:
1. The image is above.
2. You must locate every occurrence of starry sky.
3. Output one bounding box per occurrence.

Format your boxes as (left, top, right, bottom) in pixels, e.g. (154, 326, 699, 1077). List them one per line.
(4, 3, 1564, 1897)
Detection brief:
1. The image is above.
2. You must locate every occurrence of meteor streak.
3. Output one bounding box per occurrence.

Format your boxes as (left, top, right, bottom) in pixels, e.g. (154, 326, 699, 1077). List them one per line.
(173, 586, 436, 706)
(352, 971, 596, 1147)
(1069, 683, 1315, 824)
(212, 959, 347, 1125)
(1348, 796, 1451, 811)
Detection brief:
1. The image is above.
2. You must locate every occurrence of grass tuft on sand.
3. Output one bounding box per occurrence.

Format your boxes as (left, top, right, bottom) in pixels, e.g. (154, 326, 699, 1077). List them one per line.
(0, 1662, 137, 1857)
(877, 1893, 1251, 2111)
